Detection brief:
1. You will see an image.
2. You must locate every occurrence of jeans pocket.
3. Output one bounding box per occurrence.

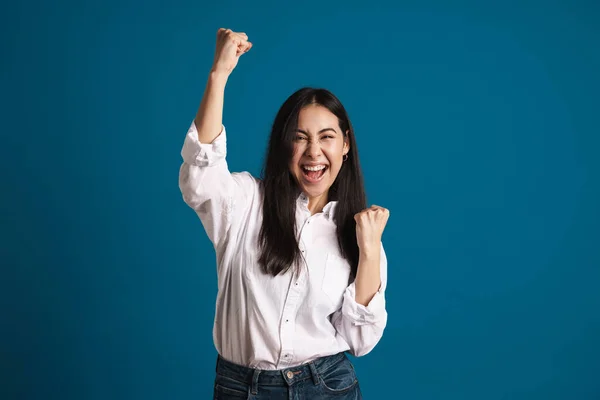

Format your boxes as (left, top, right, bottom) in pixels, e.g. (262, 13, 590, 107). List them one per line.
(319, 356, 359, 394)
(322, 253, 351, 308)
(214, 375, 248, 399)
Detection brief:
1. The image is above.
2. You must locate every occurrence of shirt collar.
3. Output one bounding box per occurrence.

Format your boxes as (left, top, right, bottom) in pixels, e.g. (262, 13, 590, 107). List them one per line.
(297, 193, 337, 221)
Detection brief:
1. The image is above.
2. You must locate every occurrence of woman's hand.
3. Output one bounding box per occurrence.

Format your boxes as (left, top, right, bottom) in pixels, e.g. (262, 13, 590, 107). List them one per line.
(355, 205, 390, 256)
(211, 28, 252, 76)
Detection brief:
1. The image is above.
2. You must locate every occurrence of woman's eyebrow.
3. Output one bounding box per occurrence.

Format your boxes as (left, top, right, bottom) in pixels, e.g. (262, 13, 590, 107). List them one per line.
(296, 128, 337, 134)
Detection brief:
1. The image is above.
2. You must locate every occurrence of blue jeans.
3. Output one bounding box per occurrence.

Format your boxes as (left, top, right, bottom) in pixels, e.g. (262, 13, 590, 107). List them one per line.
(213, 352, 363, 399)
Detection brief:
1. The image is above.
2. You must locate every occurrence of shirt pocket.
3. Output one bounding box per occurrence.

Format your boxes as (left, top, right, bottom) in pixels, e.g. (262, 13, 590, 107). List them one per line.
(321, 253, 351, 308)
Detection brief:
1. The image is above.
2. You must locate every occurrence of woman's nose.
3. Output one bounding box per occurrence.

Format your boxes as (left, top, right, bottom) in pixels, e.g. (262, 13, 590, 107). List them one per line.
(305, 141, 322, 157)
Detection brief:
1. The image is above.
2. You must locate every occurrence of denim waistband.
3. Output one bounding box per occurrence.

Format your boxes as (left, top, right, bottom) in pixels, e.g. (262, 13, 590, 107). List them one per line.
(216, 352, 347, 390)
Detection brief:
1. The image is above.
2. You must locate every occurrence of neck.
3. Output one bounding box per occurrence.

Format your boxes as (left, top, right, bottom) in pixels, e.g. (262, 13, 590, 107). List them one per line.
(307, 192, 328, 215)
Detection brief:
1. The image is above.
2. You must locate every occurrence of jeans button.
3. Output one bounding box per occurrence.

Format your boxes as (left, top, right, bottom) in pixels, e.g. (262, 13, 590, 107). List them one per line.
(286, 371, 294, 379)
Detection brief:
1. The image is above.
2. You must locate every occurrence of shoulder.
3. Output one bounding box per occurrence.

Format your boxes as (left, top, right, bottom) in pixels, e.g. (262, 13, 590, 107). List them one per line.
(231, 171, 262, 186)
(230, 172, 264, 199)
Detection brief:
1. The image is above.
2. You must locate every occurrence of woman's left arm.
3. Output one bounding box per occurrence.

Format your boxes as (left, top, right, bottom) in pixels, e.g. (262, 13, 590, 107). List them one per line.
(332, 206, 390, 356)
(332, 243, 388, 357)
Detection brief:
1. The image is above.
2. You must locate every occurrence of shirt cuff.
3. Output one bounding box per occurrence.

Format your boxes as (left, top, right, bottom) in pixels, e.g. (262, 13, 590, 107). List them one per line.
(341, 282, 386, 326)
(181, 120, 227, 167)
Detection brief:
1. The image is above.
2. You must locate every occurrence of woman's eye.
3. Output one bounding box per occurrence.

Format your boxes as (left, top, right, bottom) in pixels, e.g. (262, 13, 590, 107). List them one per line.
(295, 136, 307, 141)
(323, 135, 334, 139)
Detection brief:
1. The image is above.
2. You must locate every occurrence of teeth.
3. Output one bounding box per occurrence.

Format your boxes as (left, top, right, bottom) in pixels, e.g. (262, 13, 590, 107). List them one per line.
(303, 165, 326, 171)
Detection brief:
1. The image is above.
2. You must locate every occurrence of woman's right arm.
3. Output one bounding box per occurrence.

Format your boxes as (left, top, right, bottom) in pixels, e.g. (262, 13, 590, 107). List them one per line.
(194, 70, 227, 144)
(194, 28, 251, 144)
(179, 29, 254, 249)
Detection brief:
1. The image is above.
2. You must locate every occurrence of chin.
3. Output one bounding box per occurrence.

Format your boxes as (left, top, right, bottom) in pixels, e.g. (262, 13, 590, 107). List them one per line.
(302, 187, 326, 198)
(298, 179, 331, 198)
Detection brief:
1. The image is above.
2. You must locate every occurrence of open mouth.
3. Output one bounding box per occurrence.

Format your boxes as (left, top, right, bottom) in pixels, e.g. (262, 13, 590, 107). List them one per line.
(301, 164, 328, 183)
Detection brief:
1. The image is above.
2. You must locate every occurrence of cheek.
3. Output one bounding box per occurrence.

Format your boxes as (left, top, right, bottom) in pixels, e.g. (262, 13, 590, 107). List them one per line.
(326, 143, 344, 163)
(290, 148, 302, 171)
(325, 154, 343, 175)
(292, 143, 303, 158)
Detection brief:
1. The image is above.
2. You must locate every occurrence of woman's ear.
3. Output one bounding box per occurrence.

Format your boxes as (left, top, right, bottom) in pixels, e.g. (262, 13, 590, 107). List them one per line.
(344, 130, 350, 154)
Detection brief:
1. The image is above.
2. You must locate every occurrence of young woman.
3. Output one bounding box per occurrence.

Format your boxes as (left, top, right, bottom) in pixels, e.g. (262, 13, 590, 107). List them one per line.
(179, 28, 390, 399)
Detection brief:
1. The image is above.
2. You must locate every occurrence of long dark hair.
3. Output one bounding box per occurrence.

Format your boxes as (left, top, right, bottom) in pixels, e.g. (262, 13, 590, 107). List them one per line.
(258, 87, 367, 278)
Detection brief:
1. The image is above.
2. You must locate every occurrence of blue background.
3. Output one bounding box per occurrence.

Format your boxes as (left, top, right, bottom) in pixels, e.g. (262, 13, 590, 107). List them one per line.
(1, 0, 599, 399)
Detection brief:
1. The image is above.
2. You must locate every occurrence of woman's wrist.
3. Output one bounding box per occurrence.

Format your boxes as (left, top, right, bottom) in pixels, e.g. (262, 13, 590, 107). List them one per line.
(358, 242, 381, 260)
(208, 69, 229, 88)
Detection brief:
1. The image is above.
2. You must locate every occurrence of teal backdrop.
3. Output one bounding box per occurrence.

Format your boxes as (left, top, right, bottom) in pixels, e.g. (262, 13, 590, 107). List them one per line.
(1, 0, 599, 399)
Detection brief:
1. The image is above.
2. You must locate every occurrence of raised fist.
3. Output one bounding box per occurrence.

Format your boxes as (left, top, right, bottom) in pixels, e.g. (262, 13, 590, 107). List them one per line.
(211, 28, 252, 75)
(354, 205, 390, 254)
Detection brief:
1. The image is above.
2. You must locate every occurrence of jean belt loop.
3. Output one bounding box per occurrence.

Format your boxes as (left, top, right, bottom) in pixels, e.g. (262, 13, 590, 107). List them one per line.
(308, 361, 320, 385)
(251, 368, 261, 395)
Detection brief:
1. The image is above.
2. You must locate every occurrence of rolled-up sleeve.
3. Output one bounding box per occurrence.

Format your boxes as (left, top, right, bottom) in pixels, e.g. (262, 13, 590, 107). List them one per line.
(181, 122, 228, 167)
(333, 244, 388, 356)
(178, 120, 256, 250)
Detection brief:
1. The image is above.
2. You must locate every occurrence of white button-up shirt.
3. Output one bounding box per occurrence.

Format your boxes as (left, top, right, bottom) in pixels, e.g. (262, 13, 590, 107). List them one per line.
(178, 121, 388, 370)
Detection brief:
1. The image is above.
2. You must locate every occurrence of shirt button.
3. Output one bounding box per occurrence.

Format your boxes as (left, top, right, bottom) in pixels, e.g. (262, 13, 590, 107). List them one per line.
(287, 371, 294, 379)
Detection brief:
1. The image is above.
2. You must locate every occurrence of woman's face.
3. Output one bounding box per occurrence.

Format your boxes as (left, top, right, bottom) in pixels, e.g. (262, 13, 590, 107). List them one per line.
(289, 104, 349, 201)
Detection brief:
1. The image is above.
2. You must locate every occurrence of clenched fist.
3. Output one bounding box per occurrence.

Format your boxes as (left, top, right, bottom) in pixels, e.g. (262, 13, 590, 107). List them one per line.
(211, 28, 252, 76)
(354, 205, 390, 255)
